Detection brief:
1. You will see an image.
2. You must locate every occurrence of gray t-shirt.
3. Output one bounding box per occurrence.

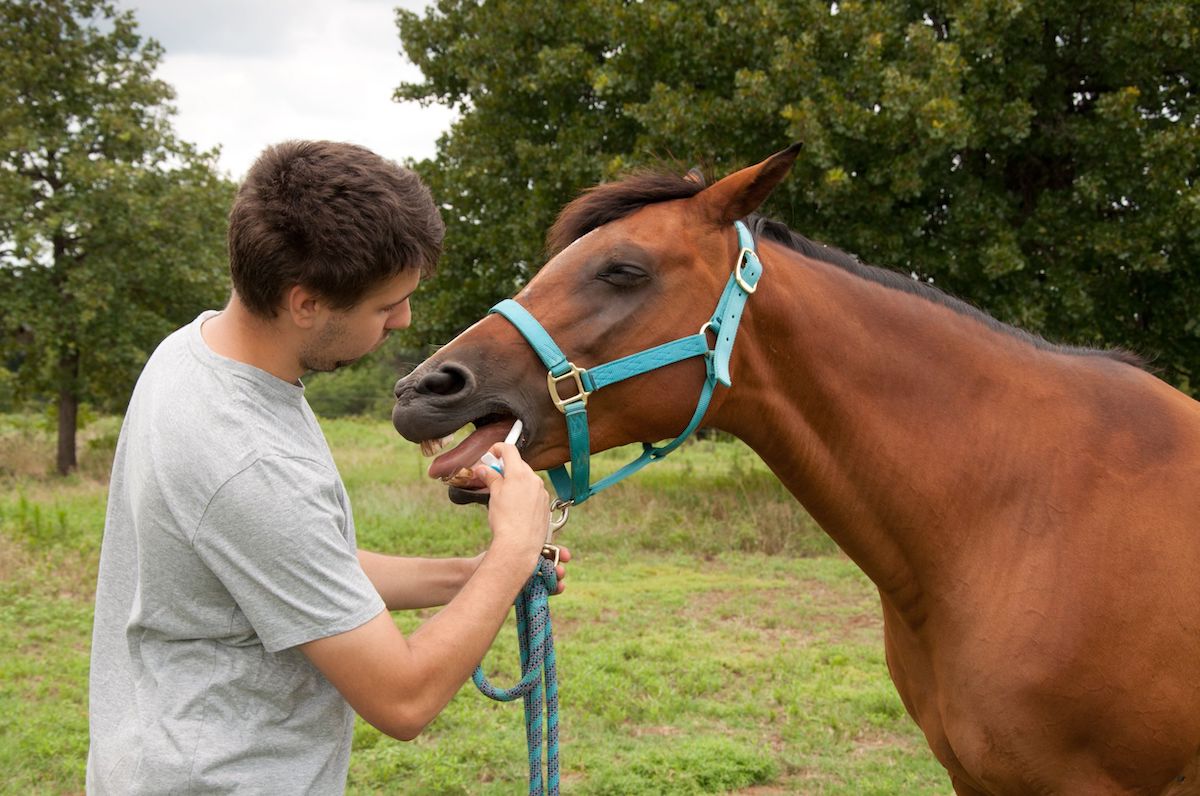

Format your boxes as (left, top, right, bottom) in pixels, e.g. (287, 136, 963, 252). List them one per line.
(87, 312, 386, 794)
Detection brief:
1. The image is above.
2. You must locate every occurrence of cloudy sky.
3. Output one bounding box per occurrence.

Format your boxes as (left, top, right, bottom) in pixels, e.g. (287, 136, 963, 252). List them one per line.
(114, 0, 457, 180)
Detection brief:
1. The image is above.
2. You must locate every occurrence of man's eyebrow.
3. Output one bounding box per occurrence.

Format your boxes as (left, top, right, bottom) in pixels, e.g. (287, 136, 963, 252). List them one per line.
(384, 289, 417, 308)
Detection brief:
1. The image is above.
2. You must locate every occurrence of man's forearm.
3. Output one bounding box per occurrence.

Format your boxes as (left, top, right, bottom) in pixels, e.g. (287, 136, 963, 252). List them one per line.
(303, 542, 539, 740)
(357, 549, 481, 610)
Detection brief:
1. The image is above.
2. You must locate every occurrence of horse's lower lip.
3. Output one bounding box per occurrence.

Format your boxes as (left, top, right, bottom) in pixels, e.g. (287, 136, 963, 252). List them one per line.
(448, 485, 491, 505)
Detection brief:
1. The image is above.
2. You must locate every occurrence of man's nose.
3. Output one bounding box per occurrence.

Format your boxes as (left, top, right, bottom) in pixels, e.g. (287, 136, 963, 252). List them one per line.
(386, 305, 411, 330)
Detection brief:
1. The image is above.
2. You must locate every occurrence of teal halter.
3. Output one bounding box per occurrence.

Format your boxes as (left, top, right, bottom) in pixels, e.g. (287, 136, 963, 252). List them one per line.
(489, 220, 763, 507)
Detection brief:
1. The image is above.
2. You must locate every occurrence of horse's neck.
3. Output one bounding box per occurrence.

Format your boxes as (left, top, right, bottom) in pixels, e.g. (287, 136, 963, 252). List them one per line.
(713, 240, 1065, 603)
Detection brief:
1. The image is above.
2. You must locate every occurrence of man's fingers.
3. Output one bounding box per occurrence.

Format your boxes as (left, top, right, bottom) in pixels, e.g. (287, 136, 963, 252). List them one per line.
(491, 442, 525, 475)
(550, 546, 571, 594)
(472, 462, 502, 489)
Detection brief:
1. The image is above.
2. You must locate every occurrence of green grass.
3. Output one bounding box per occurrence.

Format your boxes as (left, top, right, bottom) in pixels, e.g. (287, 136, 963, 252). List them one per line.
(0, 415, 951, 794)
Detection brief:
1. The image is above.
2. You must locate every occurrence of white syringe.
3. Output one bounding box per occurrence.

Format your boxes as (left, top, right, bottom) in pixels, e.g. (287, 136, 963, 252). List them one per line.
(478, 419, 522, 475)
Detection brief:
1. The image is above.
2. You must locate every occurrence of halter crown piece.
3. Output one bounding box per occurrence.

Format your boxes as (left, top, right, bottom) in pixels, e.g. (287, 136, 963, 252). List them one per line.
(489, 220, 764, 507)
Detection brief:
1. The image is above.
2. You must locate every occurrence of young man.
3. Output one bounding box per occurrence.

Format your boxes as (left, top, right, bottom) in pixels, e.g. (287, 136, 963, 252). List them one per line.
(87, 141, 566, 794)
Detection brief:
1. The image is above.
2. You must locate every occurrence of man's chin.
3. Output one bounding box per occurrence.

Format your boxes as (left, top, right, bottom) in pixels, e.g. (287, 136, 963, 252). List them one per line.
(300, 357, 357, 374)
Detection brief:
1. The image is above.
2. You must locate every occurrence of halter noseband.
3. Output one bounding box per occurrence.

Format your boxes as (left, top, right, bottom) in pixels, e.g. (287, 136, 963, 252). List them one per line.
(489, 220, 763, 507)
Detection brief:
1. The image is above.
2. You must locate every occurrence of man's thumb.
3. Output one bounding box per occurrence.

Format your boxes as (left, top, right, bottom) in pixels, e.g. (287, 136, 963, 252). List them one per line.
(473, 463, 502, 490)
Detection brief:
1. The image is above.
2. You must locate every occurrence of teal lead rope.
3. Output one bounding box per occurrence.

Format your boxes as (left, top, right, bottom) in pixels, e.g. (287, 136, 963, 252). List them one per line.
(473, 558, 560, 796)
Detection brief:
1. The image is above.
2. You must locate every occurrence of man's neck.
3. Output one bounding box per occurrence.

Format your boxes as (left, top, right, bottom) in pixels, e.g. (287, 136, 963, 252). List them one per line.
(201, 299, 304, 384)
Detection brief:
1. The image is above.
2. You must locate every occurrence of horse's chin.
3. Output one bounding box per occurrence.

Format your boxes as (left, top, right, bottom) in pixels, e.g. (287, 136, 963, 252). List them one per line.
(448, 485, 491, 506)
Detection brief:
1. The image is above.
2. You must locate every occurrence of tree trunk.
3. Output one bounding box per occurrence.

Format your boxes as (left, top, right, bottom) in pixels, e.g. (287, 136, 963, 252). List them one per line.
(56, 349, 79, 476)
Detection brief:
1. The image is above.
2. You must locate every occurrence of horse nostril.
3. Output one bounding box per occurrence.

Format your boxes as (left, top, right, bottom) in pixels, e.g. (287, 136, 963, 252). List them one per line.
(416, 363, 470, 397)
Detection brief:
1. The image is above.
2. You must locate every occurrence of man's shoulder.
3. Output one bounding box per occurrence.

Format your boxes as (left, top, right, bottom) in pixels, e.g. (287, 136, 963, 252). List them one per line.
(116, 316, 335, 519)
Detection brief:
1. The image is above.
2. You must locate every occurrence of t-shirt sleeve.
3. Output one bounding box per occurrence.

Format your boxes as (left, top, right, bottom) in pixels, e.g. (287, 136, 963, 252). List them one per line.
(192, 455, 385, 652)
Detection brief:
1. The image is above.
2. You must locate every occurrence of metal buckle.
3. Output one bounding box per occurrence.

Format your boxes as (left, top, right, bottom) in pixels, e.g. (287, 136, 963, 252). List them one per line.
(735, 248, 759, 294)
(547, 364, 590, 413)
(548, 499, 571, 534)
(542, 499, 572, 566)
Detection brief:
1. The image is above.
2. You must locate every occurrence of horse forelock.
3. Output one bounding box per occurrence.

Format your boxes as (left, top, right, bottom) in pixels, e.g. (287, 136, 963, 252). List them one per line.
(546, 171, 705, 257)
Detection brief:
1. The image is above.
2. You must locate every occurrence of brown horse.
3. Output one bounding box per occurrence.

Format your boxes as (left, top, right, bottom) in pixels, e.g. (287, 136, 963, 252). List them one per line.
(391, 147, 1200, 794)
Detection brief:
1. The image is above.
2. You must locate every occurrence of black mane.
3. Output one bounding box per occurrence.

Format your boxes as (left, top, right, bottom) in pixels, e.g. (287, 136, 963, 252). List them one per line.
(547, 170, 706, 257)
(547, 169, 1146, 370)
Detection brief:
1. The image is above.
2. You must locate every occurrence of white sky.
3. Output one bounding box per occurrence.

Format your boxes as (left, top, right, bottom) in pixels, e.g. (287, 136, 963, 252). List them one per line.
(114, 0, 457, 180)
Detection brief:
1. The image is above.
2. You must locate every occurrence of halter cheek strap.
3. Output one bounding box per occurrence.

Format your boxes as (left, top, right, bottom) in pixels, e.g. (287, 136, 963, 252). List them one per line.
(489, 220, 763, 506)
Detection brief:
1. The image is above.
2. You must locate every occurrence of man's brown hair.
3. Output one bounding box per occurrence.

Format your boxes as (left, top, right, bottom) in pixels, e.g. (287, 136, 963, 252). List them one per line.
(227, 141, 444, 318)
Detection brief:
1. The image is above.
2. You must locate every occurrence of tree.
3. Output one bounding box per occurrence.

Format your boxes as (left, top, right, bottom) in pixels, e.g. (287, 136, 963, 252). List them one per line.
(0, 0, 234, 474)
(397, 0, 1200, 392)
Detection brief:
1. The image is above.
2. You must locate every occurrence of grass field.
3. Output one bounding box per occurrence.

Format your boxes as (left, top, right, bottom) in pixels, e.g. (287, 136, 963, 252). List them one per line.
(0, 414, 952, 794)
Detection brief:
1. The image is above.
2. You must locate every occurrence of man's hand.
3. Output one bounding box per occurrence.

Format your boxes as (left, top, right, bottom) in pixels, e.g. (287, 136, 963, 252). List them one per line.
(472, 442, 551, 571)
(472, 444, 574, 594)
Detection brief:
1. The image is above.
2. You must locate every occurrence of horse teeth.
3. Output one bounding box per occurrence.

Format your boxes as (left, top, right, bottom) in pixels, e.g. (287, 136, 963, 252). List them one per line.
(442, 467, 474, 487)
(420, 435, 453, 457)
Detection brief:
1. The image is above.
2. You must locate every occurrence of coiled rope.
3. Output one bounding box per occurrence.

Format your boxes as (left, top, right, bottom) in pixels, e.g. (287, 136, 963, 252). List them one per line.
(472, 557, 560, 796)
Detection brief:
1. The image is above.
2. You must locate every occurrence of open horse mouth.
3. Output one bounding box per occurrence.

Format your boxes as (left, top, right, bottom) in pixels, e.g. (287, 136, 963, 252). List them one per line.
(392, 347, 539, 504)
(412, 411, 523, 503)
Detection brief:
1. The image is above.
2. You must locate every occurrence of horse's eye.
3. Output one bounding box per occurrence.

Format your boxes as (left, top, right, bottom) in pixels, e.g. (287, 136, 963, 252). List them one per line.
(597, 263, 649, 287)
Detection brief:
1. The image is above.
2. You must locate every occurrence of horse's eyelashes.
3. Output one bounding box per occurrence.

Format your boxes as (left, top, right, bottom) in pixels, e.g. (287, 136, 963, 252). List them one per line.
(596, 263, 649, 287)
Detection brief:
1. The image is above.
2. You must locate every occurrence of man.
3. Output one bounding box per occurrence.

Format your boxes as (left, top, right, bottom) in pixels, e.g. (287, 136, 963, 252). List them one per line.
(87, 140, 566, 794)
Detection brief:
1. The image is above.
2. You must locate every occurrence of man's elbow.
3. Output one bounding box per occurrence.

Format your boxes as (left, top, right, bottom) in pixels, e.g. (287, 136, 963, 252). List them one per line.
(373, 701, 435, 742)
(389, 716, 428, 743)
(388, 723, 424, 743)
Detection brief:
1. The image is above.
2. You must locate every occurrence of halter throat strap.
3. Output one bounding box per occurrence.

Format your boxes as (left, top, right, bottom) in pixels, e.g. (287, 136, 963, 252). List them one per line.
(489, 220, 763, 505)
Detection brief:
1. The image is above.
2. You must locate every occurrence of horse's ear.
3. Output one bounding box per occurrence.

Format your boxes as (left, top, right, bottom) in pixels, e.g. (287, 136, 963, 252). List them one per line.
(697, 143, 802, 225)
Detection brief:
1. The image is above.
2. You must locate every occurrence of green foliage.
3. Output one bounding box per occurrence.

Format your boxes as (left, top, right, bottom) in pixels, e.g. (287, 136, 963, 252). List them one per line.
(304, 340, 421, 419)
(0, 0, 235, 470)
(0, 366, 16, 412)
(0, 411, 117, 479)
(398, 0, 1200, 391)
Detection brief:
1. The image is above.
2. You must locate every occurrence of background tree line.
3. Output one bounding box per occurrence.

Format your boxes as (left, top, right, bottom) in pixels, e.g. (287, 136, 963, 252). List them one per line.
(1, 0, 233, 474)
(3, 0, 1198, 475)
(399, 0, 1199, 390)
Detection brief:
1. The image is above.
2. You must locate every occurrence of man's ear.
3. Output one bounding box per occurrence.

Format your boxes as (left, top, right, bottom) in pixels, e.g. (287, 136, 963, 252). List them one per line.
(284, 284, 323, 329)
(695, 143, 802, 226)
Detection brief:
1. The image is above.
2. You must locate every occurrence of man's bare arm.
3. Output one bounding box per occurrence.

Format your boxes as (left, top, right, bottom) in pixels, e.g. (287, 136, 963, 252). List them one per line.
(302, 543, 536, 740)
(357, 550, 482, 610)
(357, 548, 568, 610)
(300, 444, 554, 740)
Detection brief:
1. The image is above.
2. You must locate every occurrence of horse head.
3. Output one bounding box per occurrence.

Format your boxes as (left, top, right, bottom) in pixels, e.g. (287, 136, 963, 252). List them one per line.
(391, 145, 801, 503)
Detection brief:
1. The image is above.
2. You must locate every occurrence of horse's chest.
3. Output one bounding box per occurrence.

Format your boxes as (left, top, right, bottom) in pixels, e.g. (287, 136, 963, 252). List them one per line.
(880, 599, 1200, 794)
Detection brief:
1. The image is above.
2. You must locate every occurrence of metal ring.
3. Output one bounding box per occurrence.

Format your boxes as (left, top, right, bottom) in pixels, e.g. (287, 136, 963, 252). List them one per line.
(698, 321, 717, 355)
(548, 499, 572, 536)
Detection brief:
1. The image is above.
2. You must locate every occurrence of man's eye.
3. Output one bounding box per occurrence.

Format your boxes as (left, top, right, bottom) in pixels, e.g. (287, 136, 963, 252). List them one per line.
(597, 264, 649, 287)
